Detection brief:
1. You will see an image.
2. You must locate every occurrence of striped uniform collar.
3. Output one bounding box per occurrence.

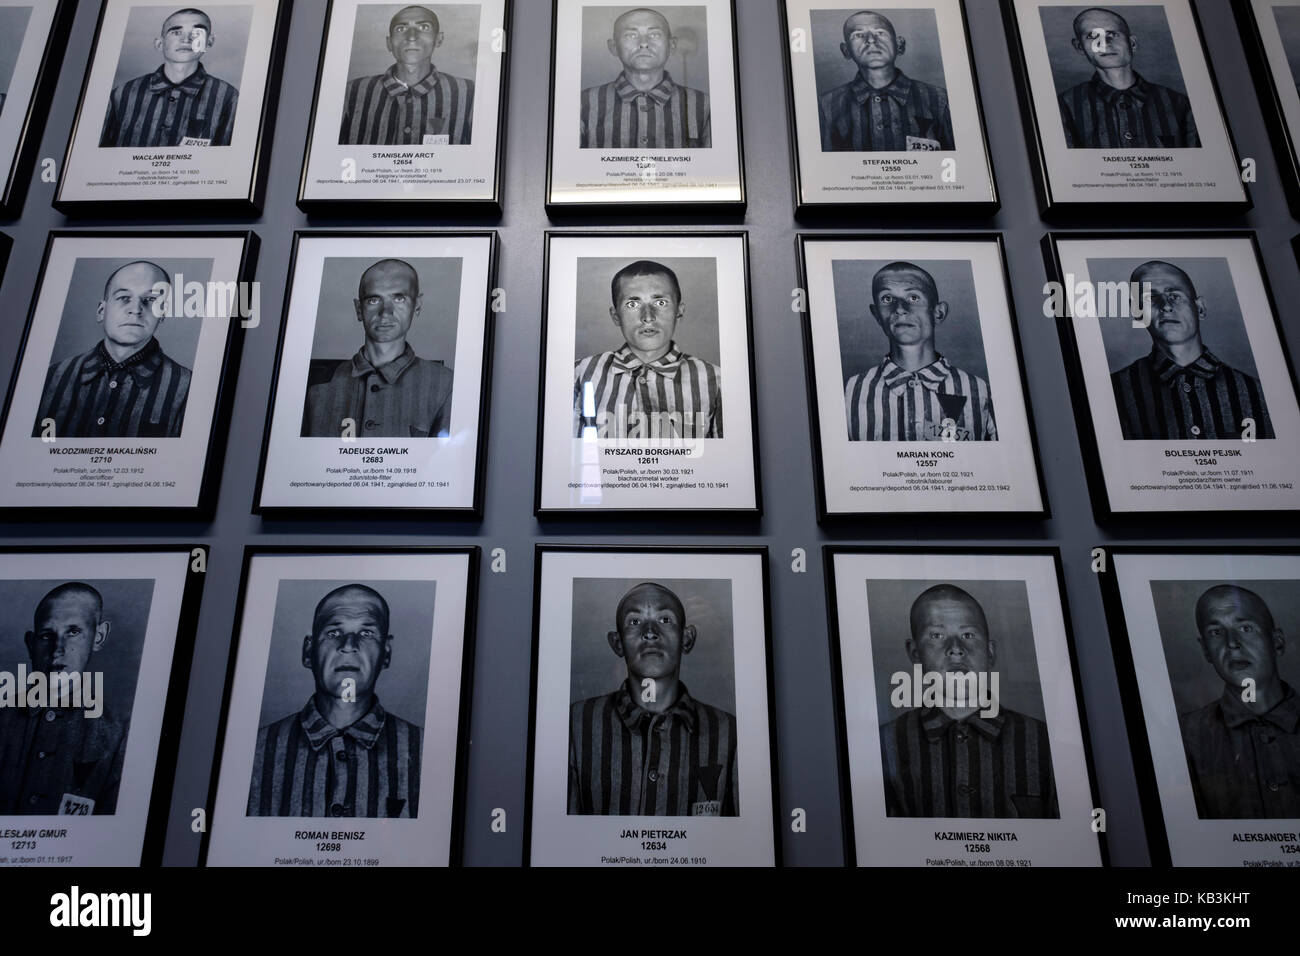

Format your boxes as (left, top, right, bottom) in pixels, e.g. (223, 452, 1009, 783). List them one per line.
(610, 343, 685, 376)
(878, 353, 952, 392)
(382, 63, 441, 97)
(80, 338, 163, 385)
(146, 62, 210, 96)
(614, 679, 698, 731)
(298, 696, 389, 750)
(1150, 345, 1222, 383)
(918, 705, 1005, 740)
(350, 342, 418, 383)
(850, 68, 913, 106)
(1217, 681, 1300, 732)
(613, 70, 678, 104)
(1088, 70, 1151, 105)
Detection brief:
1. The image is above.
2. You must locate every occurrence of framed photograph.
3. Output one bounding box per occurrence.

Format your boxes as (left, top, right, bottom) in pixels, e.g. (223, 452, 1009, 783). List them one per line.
(0, 546, 204, 867)
(0, 230, 257, 520)
(203, 547, 478, 867)
(254, 231, 496, 517)
(545, 0, 744, 212)
(54, 0, 290, 216)
(779, 0, 998, 217)
(1101, 547, 1300, 866)
(1237, 0, 1300, 215)
(298, 0, 511, 214)
(1003, 0, 1247, 215)
(825, 547, 1105, 867)
(535, 232, 759, 514)
(1045, 231, 1300, 517)
(525, 545, 778, 867)
(0, 0, 75, 217)
(799, 235, 1045, 518)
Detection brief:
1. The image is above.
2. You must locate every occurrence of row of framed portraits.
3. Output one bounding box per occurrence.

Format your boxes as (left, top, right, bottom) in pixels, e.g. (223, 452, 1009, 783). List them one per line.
(6, 0, 1300, 215)
(0, 229, 1298, 520)
(1, 544, 1296, 869)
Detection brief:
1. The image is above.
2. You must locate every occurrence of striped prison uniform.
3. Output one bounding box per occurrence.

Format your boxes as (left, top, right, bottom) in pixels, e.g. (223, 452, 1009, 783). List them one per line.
(34, 338, 191, 439)
(579, 71, 710, 148)
(568, 682, 738, 816)
(247, 697, 421, 818)
(818, 69, 954, 152)
(844, 355, 996, 442)
(99, 63, 238, 147)
(1058, 71, 1199, 148)
(574, 344, 721, 439)
(1110, 346, 1273, 441)
(303, 344, 454, 439)
(339, 64, 474, 145)
(880, 706, 1059, 818)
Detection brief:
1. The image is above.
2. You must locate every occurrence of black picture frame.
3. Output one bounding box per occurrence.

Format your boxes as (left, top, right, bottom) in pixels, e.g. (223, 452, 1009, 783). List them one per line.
(198, 544, 481, 868)
(777, 0, 1000, 221)
(0, 228, 259, 522)
(1240, 0, 1300, 217)
(0, 543, 208, 867)
(522, 543, 781, 867)
(797, 232, 1050, 522)
(1042, 229, 1300, 521)
(1001, 0, 1251, 220)
(533, 229, 763, 517)
(51, 0, 292, 217)
(1094, 544, 1300, 868)
(0, 0, 76, 219)
(823, 545, 1111, 868)
(543, 0, 747, 216)
(251, 229, 498, 520)
(295, 0, 513, 216)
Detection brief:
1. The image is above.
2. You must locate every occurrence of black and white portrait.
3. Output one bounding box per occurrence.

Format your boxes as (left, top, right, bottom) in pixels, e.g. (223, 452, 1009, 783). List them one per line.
(1091, 256, 1272, 442)
(299, 256, 461, 440)
(811, 7, 952, 152)
(567, 577, 738, 816)
(99, 5, 250, 148)
(31, 257, 210, 440)
(338, 3, 478, 146)
(1038, 4, 1197, 149)
(867, 578, 1057, 819)
(834, 258, 995, 443)
(578, 4, 710, 149)
(572, 256, 721, 440)
(246, 578, 434, 819)
(0, 578, 154, 817)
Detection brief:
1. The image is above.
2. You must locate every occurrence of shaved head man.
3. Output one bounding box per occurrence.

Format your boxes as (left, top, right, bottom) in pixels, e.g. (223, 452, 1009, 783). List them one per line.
(339, 4, 475, 146)
(248, 583, 423, 818)
(1111, 259, 1273, 441)
(100, 7, 239, 147)
(579, 6, 711, 148)
(0, 583, 128, 815)
(1179, 583, 1300, 818)
(1055, 6, 1198, 148)
(303, 256, 455, 439)
(34, 259, 192, 438)
(818, 9, 954, 152)
(844, 261, 996, 442)
(568, 581, 738, 816)
(879, 583, 1058, 818)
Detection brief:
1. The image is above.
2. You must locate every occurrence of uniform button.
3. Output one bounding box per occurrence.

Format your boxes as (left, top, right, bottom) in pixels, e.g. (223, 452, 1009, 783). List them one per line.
(908, 377, 919, 387)
(876, 123, 884, 129)
(1181, 382, 1193, 393)
(370, 383, 381, 392)
(873, 94, 881, 101)
(97, 417, 106, 425)
(955, 731, 968, 741)
(108, 380, 117, 389)
(1259, 731, 1275, 743)
(1268, 782, 1281, 792)
(404, 126, 411, 133)
(1190, 425, 1201, 436)
(37, 751, 47, 759)
(330, 803, 345, 816)
(336, 750, 347, 761)
(639, 137, 648, 144)
(958, 785, 974, 795)
(28, 795, 39, 805)
(648, 770, 659, 782)
(1124, 131, 1133, 139)
(364, 419, 378, 429)
(44, 710, 56, 722)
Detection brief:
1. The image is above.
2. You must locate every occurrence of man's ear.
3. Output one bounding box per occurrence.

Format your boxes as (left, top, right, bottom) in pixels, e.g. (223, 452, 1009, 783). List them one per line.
(97, 301, 107, 324)
(23, 631, 34, 659)
(413, 292, 423, 319)
(840, 40, 851, 60)
(1273, 627, 1286, 659)
(435, 31, 444, 50)
(93, 621, 110, 652)
(302, 635, 314, 668)
(1129, 35, 1138, 53)
(607, 630, 625, 657)
(668, 35, 678, 57)
(1196, 634, 1213, 665)
(382, 635, 393, 669)
(610, 305, 621, 326)
(986, 638, 996, 668)
(155, 36, 164, 54)
(1071, 36, 1084, 54)
(868, 303, 881, 324)
(682, 624, 697, 654)
(608, 37, 618, 57)
(933, 301, 949, 326)
(1194, 296, 1207, 321)
(355, 299, 364, 322)
(674, 299, 685, 322)
(896, 36, 906, 56)
(386, 36, 395, 56)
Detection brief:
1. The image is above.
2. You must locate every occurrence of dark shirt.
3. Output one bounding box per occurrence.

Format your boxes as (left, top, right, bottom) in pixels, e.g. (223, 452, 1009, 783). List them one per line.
(1180, 682, 1300, 819)
(0, 705, 128, 815)
(34, 337, 191, 439)
(818, 69, 954, 152)
(568, 681, 738, 816)
(880, 706, 1058, 818)
(580, 71, 710, 149)
(1058, 71, 1199, 149)
(100, 63, 238, 147)
(247, 697, 421, 818)
(302, 343, 454, 439)
(1111, 346, 1273, 441)
(339, 64, 474, 145)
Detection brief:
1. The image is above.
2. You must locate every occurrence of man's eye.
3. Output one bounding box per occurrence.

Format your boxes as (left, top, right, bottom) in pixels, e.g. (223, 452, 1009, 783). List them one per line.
(908, 294, 920, 302)
(67, 626, 80, 635)
(880, 294, 893, 303)
(1241, 623, 1255, 632)
(393, 294, 406, 302)
(654, 298, 668, 307)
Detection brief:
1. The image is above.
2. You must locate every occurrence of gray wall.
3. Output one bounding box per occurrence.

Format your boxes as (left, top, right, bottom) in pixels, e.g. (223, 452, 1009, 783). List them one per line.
(0, 0, 1295, 867)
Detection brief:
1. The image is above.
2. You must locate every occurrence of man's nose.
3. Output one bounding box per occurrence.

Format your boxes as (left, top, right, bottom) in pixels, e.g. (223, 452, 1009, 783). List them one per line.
(944, 636, 965, 655)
